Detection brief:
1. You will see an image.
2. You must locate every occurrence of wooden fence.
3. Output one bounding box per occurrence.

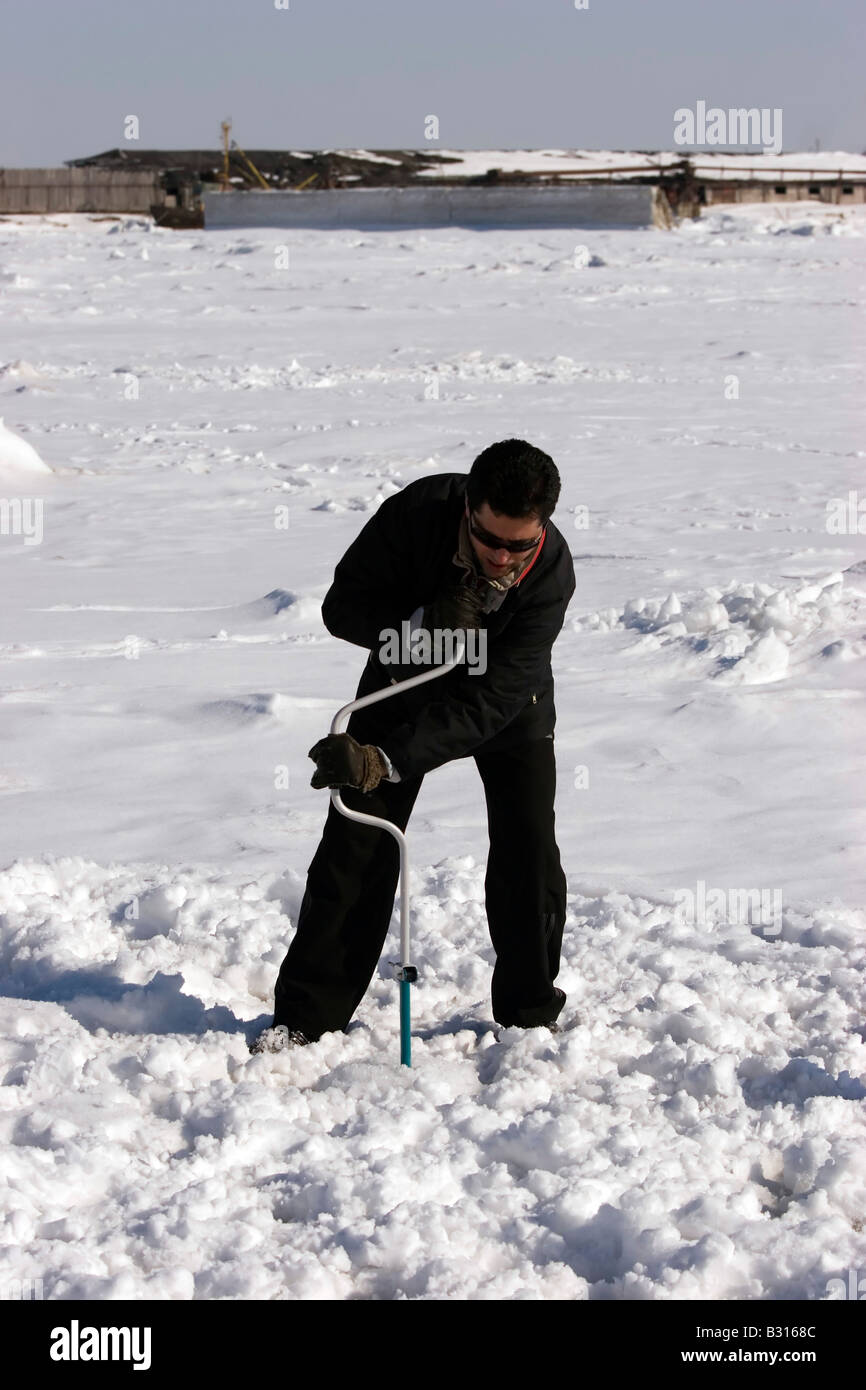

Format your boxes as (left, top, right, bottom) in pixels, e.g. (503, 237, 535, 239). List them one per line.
(0, 169, 162, 214)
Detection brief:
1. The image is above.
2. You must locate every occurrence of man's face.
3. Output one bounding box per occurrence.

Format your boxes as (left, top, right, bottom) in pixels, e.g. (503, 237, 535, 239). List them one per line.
(464, 499, 545, 579)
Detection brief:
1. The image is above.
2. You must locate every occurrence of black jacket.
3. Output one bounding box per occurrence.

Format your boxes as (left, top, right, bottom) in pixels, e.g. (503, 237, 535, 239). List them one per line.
(320, 471, 576, 780)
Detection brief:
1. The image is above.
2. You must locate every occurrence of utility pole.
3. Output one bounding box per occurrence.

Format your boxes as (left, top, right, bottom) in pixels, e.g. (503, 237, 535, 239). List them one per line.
(220, 119, 232, 190)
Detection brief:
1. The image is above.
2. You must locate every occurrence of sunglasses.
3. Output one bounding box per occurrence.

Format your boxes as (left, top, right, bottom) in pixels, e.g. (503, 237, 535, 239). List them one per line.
(468, 511, 545, 554)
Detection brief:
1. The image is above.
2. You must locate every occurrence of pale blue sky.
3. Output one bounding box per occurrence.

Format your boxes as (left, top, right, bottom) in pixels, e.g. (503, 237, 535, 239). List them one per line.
(1, 0, 862, 165)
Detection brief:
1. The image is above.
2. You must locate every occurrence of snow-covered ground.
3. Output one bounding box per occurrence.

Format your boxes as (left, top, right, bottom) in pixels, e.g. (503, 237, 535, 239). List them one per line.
(0, 200, 864, 1300)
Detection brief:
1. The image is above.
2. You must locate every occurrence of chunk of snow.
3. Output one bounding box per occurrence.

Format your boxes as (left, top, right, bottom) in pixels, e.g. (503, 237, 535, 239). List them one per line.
(0, 419, 51, 475)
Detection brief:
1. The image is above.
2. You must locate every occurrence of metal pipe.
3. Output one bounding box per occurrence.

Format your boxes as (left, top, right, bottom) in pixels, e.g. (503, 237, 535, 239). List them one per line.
(328, 634, 467, 1065)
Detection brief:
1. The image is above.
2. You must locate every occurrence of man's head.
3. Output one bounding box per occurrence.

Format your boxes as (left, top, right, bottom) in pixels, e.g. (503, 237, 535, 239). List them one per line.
(464, 439, 560, 580)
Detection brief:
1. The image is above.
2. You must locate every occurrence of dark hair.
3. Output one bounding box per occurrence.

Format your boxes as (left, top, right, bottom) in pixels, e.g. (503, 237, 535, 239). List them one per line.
(466, 439, 561, 526)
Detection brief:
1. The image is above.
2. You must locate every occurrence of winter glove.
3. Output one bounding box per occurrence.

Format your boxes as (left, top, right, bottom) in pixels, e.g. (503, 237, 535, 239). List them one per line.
(308, 732, 389, 792)
(422, 577, 486, 633)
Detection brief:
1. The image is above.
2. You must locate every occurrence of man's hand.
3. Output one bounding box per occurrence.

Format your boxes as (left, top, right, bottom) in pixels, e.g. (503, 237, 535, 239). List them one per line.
(308, 733, 389, 792)
(422, 578, 486, 634)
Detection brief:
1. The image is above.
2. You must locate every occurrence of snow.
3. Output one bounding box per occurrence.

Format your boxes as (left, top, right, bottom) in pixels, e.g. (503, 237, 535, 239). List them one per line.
(576, 571, 858, 685)
(0, 416, 51, 476)
(415, 148, 866, 181)
(0, 200, 864, 1300)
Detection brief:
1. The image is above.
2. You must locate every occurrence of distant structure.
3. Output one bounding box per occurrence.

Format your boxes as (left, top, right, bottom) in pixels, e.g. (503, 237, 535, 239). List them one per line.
(64, 146, 463, 224)
(693, 165, 866, 210)
(0, 148, 863, 225)
(0, 166, 165, 218)
(205, 184, 674, 231)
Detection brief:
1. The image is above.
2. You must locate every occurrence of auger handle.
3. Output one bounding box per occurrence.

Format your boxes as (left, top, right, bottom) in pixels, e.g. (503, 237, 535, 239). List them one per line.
(328, 634, 467, 1065)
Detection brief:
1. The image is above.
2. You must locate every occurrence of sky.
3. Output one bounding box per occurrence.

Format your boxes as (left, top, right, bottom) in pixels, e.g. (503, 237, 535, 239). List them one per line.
(0, 0, 863, 166)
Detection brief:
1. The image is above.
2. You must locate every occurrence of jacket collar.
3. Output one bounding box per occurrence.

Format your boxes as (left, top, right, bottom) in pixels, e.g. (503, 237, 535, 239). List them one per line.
(452, 509, 545, 614)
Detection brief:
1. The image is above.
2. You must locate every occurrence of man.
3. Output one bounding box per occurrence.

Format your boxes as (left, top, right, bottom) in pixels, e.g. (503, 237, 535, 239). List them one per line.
(250, 439, 576, 1054)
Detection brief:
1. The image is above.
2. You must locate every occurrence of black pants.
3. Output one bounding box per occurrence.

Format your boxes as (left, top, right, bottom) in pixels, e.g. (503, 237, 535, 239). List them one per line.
(273, 732, 567, 1040)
